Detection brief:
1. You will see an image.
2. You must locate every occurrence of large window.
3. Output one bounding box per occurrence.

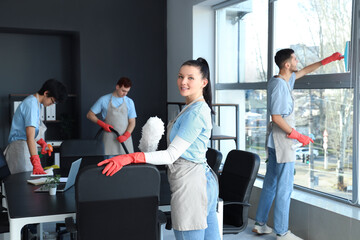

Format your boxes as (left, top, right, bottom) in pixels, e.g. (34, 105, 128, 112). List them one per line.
(215, 0, 356, 202)
(216, 0, 268, 83)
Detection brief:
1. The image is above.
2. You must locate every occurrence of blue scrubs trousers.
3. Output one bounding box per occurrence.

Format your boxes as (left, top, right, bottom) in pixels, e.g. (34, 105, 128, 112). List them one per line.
(255, 147, 294, 235)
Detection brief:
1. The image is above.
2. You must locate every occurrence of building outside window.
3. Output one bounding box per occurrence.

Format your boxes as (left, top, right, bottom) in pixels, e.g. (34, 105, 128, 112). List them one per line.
(214, 0, 355, 202)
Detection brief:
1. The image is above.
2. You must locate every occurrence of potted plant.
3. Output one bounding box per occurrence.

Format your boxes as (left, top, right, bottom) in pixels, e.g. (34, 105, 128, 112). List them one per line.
(45, 175, 60, 195)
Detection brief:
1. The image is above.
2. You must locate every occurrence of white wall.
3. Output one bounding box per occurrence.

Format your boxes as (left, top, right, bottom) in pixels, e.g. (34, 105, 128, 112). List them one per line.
(167, 0, 220, 103)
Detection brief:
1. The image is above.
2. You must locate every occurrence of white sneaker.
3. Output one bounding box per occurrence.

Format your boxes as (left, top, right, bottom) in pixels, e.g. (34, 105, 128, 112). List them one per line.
(276, 230, 303, 240)
(252, 222, 272, 234)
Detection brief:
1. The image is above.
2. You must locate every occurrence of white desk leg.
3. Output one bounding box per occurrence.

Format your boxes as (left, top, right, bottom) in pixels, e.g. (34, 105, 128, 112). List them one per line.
(38, 223, 43, 240)
(9, 219, 22, 240)
(217, 199, 223, 240)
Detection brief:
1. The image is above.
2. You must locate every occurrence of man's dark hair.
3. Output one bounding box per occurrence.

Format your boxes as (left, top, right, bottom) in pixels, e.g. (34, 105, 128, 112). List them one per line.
(38, 79, 67, 103)
(274, 48, 295, 69)
(117, 77, 132, 88)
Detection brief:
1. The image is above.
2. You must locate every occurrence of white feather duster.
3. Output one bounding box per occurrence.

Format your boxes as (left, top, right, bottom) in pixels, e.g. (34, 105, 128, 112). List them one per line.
(138, 116, 165, 152)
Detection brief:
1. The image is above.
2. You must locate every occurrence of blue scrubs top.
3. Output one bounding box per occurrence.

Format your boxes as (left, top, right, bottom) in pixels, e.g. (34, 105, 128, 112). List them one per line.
(169, 101, 212, 164)
(90, 94, 137, 120)
(8, 95, 40, 144)
(267, 73, 295, 148)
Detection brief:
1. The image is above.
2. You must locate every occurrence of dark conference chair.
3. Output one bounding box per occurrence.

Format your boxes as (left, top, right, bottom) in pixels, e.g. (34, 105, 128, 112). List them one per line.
(206, 147, 223, 176)
(65, 164, 165, 240)
(0, 148, 10, 234)
(58, 139, 104, 176)
(219, 149, 260, 234)
(56, 139, 104, 238)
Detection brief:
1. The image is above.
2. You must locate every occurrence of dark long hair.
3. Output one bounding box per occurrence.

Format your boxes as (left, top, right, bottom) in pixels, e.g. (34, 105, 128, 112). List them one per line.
(181, 57, 214, 114)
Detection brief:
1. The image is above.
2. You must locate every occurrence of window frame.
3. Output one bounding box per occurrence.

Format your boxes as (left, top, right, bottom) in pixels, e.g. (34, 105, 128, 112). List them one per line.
(213, 0, 360, 205)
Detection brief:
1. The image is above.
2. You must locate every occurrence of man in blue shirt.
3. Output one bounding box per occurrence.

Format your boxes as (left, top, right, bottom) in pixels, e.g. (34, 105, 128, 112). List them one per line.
(87, 77, 137, 156)
(252, 49, 343, 240)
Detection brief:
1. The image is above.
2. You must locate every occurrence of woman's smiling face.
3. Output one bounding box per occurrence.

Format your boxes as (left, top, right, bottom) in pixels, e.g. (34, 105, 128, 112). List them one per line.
(177, 65, 208, 103)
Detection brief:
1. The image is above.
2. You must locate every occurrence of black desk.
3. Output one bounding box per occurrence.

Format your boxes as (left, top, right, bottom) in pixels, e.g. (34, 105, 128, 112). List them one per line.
(3, 170, 220, 239)
(3, 171, 76, 240)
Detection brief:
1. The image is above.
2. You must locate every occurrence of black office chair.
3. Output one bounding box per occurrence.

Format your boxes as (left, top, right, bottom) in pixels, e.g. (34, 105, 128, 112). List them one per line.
(206, 147, 222, 176)
(0, 148, 10, 234)
(56, 139, 104, 238)
(219, 149, 260, 234)
(65, 164, 165, 240)
(58, 139, 104, 176)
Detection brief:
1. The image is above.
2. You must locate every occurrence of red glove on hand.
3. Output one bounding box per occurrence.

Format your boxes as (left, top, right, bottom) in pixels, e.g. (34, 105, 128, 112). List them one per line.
(287, 128, 314, 147)
(321, 52, 344, 65)
(97, 152, 146, 176)
(30, 155, 46, 175)
(97, 120, 113, 132)
(37, 138, 53, 156)
(116, 131, 131, 143)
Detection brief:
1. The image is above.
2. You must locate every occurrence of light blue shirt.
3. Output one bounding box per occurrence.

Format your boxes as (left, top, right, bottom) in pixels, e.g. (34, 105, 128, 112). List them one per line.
(267, 73, 295, 148)
(169, 101, 212, 164)
(90, 94, 137, 120)
(8, 95, 40, 143)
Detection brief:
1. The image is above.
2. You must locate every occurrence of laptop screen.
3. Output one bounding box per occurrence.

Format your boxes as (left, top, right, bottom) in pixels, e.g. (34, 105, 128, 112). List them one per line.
(63, 158, 82, 190)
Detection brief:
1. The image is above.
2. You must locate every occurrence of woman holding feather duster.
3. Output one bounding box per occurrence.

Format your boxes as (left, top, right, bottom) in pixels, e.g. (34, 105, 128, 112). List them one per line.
(98, 57, 220, 240)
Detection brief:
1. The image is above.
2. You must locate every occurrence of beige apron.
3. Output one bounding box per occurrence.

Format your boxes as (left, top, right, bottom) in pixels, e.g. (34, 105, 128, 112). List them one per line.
(266, 80, 296, 163)
(102, 96, 134, 155)
(4, 94, 47, 174)
(166, 97, 209, 231)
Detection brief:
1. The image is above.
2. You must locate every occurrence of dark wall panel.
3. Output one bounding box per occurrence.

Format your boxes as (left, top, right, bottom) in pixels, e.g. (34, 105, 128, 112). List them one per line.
(0, 0, 167, 150)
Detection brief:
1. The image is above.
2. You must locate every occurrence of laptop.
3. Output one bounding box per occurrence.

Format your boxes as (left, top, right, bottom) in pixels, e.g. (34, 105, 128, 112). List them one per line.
(35, 158, 82, 193)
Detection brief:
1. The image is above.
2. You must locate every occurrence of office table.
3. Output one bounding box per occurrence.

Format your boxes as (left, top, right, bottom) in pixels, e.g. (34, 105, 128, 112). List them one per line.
(3, 169, 223, 240)
(3, 171, 76, 240)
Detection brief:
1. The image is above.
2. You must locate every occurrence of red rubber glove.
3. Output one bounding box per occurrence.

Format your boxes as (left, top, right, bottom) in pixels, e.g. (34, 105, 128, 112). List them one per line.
(117, 131, 131, 143)
(30, 155, 47, 175)
(98, 152, 146, 176)
(321, 52, 344, 65)
(37, 138, 53, 156)
(97, 120, 113, 132)
(287, 128, 314, 147)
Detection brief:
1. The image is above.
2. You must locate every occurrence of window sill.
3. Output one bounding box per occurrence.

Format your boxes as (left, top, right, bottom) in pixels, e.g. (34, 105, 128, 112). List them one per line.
(254, 178, 360, 221)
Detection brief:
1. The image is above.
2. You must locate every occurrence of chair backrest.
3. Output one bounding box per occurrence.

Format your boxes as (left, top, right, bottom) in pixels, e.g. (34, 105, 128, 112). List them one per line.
(219, 149, 260, 232)
(206, 148, 222, 175)
(0, 148, 11, 181)
(0, 148, 10, 233)
(75, 164, 161, 240)
(156, 165, 172, 206)
(59, 139, 104, 176)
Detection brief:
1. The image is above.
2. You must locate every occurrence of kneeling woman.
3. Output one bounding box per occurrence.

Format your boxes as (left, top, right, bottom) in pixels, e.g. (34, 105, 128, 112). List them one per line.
(98, 57, 220, 240)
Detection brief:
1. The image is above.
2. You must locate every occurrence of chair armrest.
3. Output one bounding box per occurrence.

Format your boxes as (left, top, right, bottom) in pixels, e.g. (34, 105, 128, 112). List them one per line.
(157, 210, 167, 225)
(163, 211, 172, 230)
(223, 201, 251, 207)
(65, 217, 77, 234)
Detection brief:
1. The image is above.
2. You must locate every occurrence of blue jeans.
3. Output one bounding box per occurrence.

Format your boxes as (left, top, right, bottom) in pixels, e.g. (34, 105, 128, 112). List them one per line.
(255, 147, 294, 235)
(173, 168, 220, 240)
